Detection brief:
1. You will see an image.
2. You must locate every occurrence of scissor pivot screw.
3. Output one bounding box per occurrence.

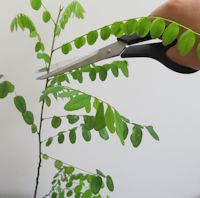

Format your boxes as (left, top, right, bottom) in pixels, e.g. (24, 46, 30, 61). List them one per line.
(107, 49, 112, 54)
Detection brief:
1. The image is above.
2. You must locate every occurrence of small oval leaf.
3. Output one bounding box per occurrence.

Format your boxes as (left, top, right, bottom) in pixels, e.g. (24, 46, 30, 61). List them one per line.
(87, 30, 98, 45)
(106, 175, 114, 192)
(162, 22, 179, 46)
(22, 111, 34, 125)
(136, 17, 151, 38)
(177, 30, 196, 56)
(130, 125, 143, 148)
(14, 96, 26, 113)
(100, 26, 111, 40)
(51, 116, 62, 128)
(30, 0, 42, 10)
(150, 18, 165, 39)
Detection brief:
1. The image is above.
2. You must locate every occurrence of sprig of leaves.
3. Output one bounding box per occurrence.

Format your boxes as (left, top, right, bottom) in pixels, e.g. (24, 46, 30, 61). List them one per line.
(48, 60, 129, 86)
(13, 95, 37, 133)
(0, 80, 15, 99)
(57, 16, 200, 60)
(42, 154, 114, 197)
(60, 0, 85, 30)
(41, 85, 159, 147)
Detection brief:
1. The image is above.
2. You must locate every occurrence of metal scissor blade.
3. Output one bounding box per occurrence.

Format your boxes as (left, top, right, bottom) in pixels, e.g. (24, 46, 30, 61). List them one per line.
(37, 41, 126, 80)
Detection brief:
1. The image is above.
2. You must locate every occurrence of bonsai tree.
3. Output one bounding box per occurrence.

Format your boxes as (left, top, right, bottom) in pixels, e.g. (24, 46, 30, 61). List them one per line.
(1, 0, 200, 197)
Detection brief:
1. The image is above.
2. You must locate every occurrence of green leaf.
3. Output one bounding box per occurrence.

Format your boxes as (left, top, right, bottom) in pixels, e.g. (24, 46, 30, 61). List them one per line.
(74, 36, 86, 49)
(162, 22, 179, 46)
(113, 61, 129, 77)
(58, 132, 65, 144)
(93, 98, 100, 109)
(94, 103, 106, 131)
(74, 185, 82, 194)
(90, 176, 102, 195)
(111, 22, 124, 37)
(31, 124, 37, 133)
(59, 1, 85, 29)
(35, 42, 44, 52)
(51, 192, 57, 198)
(150, 18, 165, 39)
(83, 116, 95, 130)
(54, 160, 63, 169)
(67, 115, 79, 124)
(99, 67, 107, 81)
(100, 26, 111, 40)
(37, 53, 50, 64)
(123, 121, 128, 140)
(71, 70, 83, 83)
(130, 125, 143, 148)
(46, 137, 53, 147)
(196, 43, 200, 60)
(82, 189, 92, 198)
(59, 191, 65, 198)
(22, 111, 34, 125)
(42, 154, 49, 160)
(64, 94, 91, 111)
(62, 43, 72, 55)
(110, 64, 119, 77)
(120, 61, 129, 77)
(56, 74, 70, 83)
(64, 166, 75, 174)
(74, 1, 85, 18)
(106, 175, 114, 192)
(146, 126, 159, 141)
(178, 30, 196, 56)
(58, 91, 78, 98)
(66, 190, 73, 197)
(45, 96, 51, 107)
(42, 10, 51, 23)
(82, 127, 91, 142)
(87, 30, 98, 45)
(30, 0, 42, 10)
(105, 106, 115, 133)
(114, 110, 125, 145)
(69, 128, 76, 144)
(14, 96, 26, 113)
(0, 74, 4, 79)
(89, 68, 96, 81)
(136, 17, 151, 38)
(96, 169, 105, 178)
(0, 81, 14, 98)
(124, 19, 137, 35)
(51, 116, 62, 128)
(99, 128, 109, 140)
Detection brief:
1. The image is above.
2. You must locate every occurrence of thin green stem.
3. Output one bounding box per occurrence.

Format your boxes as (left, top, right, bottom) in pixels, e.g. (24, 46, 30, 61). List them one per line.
(41, 3, 56, 25)
(42, 153, 96, 175)
(42, 114, 86, 121)
(33, 6, 63, 198)
(41, 125, 82, 143)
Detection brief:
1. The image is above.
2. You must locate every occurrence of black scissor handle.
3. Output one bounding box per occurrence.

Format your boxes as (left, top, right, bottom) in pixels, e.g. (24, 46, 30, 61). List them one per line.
(118, 34, 152, 45)
(119, 34, 198, 74)
(120, 40, 198, 74)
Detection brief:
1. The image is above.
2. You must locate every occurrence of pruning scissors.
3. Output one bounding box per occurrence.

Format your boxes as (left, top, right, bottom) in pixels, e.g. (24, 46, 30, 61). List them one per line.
(37, 33, 198, 80)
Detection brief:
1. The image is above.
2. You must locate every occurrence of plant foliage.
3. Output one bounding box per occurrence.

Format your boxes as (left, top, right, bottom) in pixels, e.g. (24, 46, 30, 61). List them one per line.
(3, 1, 198, 197)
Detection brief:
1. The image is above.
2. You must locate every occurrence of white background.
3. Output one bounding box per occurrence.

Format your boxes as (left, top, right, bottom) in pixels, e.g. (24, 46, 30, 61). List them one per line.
(1, 0, 200, 197)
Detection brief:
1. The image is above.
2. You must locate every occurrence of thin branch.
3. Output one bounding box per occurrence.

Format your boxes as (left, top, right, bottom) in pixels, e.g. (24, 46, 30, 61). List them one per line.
(42, 153, 96, 175)
(42, 114, 86, 121)
(33, 6, 63, 198)
(41, 3, 56, 25)
(41, 125, 82, 143)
